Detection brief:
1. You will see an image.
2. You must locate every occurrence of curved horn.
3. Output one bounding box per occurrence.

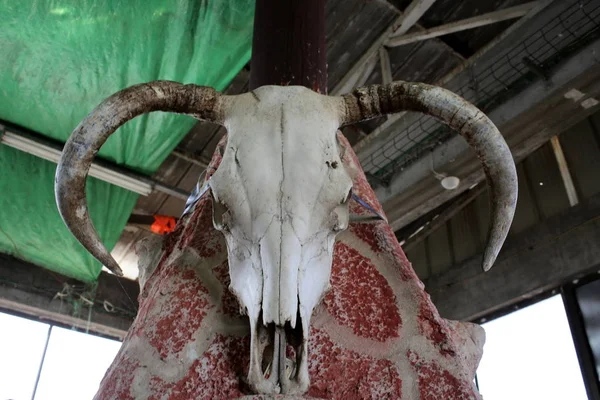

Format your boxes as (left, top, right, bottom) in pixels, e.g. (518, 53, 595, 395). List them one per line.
(337, 82, 517, 272)
(55, 81, 228, 276)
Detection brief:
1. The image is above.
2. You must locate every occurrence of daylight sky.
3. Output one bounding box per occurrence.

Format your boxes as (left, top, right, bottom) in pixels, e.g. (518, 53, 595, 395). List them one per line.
(477, 295, 587, 400)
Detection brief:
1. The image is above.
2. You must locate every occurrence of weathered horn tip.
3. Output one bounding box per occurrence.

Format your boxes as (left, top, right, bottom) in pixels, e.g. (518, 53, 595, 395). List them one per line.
(481, 253, 497, 272)
(104, 258, 124, 277)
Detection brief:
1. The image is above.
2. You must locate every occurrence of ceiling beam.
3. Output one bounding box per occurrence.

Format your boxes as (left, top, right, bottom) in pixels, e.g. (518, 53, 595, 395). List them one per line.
(386, 1, 541, 48)
(393, 0, 439, 37)
(331, 0, 439, 95)
(170, 149, 209, 168)
(426, 192, 600, 322)
(0, 253, 138, 339)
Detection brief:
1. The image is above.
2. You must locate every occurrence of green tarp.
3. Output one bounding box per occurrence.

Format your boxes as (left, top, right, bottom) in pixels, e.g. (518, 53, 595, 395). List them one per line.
(0, 1, 254, 281)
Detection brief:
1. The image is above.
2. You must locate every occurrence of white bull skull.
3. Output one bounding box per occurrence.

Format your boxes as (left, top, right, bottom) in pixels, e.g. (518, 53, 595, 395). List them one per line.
(210, 87, 353, 393)
(55, 81, 517, 395)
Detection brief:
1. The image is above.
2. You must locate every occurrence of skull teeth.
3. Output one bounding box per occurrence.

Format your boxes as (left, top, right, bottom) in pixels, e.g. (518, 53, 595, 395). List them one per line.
(263, 362, 271, 378)
(285, 358, 296, 379)
(263, 358, 295, 379)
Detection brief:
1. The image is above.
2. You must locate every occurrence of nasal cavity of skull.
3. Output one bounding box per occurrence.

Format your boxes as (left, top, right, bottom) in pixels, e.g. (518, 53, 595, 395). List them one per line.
(325, 160, 339, 169)
(258, 308, 303, 382)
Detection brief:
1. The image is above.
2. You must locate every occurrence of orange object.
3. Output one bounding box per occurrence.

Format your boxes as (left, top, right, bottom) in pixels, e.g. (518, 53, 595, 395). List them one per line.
(150, 215, 177, 235)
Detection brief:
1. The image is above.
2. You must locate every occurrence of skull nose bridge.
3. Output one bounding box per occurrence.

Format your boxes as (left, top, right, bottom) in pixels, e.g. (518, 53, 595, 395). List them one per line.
(259, 218, 302, 328)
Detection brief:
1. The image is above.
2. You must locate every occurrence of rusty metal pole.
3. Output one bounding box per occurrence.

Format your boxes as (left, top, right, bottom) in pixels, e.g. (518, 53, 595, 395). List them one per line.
(249, 0, 327, 93)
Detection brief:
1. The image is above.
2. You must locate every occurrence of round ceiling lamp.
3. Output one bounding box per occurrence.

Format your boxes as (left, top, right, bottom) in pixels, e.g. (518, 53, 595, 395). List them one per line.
(430, 150, 460, 191)
(440, 175, 460, 190)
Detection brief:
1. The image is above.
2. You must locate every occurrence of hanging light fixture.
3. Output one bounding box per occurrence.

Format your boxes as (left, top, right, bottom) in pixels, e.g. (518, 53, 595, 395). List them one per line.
(430, 150, 460, 190)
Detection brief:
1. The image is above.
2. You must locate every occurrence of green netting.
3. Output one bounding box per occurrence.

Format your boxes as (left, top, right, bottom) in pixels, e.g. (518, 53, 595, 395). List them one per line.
(0, 1, 254, 281)
(0, 146, 138, 281)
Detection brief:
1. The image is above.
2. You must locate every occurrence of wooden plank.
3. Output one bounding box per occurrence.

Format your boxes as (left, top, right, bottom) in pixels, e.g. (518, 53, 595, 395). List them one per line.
(331, 0, 439, 95)
(386, 2, 541, 48)
(379, 47, 393, 85)
(550, 135, 579, 206)
(425, 192, 600, 322)
(357, 53, 380, 88)
(393, 0, 438, 37)
(327, 1, 396, 91)
(0, 254, 138, 339)
(170, 149, 209, 168)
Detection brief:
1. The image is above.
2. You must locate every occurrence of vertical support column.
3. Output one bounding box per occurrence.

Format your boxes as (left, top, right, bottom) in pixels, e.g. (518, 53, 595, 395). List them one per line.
(249, 0, 327, 92)
(562, 284, 600, 400)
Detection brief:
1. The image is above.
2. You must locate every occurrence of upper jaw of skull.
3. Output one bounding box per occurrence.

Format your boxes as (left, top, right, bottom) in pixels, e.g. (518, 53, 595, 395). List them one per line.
(214, 207, 343, 395)
(207, 85, 353, 394)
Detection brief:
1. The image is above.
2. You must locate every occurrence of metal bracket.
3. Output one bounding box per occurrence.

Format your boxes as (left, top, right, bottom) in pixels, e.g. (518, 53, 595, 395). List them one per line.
(350, 192, 387, 223)
(182, 180, 212, 217)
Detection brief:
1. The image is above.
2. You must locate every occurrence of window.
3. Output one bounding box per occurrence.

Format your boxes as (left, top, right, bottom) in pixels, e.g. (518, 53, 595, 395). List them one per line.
(0, 313, 49, 400)
(34, 326, 122, 400)
(0, 312, 121, 400)
(476, 295, 587, 400)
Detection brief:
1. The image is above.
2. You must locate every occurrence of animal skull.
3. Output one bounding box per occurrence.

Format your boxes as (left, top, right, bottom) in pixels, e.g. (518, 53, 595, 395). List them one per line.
(55, 81, 517, 395)
(209, 87, 353, 393)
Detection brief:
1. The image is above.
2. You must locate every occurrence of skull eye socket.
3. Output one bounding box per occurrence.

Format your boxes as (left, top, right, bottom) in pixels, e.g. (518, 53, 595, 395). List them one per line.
(211, 195, 230, 232)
